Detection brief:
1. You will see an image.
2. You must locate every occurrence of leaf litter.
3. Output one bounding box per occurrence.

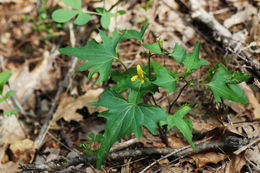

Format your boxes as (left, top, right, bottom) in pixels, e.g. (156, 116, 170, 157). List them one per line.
(0, 0, 259, 172)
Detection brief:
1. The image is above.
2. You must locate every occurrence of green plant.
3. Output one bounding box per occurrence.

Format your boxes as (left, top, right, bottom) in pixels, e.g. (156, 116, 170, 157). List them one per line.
(51, 0, 250, 169)
(52, 0, 125, 28)
(0, 72, 20, 116)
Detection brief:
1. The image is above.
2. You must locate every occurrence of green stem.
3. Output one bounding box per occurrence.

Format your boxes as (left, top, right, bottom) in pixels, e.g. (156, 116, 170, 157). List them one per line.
(82, 10, 102, 16)
(148, 54, 152, 80)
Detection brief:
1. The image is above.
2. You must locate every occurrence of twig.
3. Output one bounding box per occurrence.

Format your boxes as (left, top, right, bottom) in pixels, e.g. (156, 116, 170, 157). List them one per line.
(110, 138, 140, 152)
(34, 22, 77, 150)
(233, 136, 260, 155)
(21, 135, 250, 172)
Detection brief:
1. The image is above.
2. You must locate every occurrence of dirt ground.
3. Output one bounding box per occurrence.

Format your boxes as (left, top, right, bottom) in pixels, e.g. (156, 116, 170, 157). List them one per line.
(0, 0, 259, 172)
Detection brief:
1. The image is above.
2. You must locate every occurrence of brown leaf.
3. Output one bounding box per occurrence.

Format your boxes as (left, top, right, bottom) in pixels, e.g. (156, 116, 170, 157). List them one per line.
(245, 145, 260, 169)
(191, 152, 227, 167)
(0, 116, 26, 146)
(50, 88, 104, 129)
(225, 155, 246, 173)
(9, 139, 34, 162)
(8, 51, 60, 105)
(240, 82, 260, 120)
(0, 161, 20, 173)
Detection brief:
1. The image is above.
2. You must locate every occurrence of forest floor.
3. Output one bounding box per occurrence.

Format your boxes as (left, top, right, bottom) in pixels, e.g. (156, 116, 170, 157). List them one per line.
(0, 0, 260, 172)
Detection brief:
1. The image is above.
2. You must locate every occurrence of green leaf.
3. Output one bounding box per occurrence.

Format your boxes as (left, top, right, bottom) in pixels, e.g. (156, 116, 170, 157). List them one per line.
(0, 71, 11, 94)
(62, 0, 81, 10)
(4, 109, 20, 116)
(183, 42, 210, 71)
(0, 90, 14, 103)
(160, 105, 195, 149)
(59, 31, 122, 83)
(152, 66, 177, 93)
(120, 24, 149, 41)
(52, 9, 78, 23)
(128, 79, 157, 104)
(112, 10, 126, 16)
(226, 71, 251, 84)
(74, 11, 91, 25)
(96, 8, 111, 29)
(93, 89, 167, 168)
(100, 14, 110, 29)
(111, 66, 158, 103)
(142, 41, 163, 54)
(169, 43, 186, 63)
(207, 64, 248, 104)
(169, 42, 210, 71)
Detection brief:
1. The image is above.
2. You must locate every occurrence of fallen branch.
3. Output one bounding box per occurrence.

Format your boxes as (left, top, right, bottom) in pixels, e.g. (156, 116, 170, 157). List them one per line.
(20, 135, 253, 172)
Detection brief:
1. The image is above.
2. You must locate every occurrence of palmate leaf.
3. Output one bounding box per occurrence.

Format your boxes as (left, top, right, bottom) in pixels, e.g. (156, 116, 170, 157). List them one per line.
(160, 105, 195, 149)
(93, 89, 167, 168)
(142, 41, 163, 54)
(59, 31, 122, 83)
(169, 42, 210, 71)
(120, 24, 149, 41)
(151, 62, 178, 93)
(207, 63, 248, 104)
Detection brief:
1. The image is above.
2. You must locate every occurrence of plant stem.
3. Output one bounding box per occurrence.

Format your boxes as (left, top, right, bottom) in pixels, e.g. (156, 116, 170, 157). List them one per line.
(81, 10, 102, 16)
(117, 58, 129, 72)
(147, 54, 152, 80)
(168, 82, 189, 113)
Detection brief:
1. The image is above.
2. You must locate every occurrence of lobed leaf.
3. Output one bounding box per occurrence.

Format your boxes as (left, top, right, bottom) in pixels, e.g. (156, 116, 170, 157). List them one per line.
(120, 24, 149, 41)
(152, 67, 177, 93)
(93, 89, 167, 168)
(207, 64, 248, 104)
(59, 30, 122, 83)
(142, 41, 163, 54)
(160, 105, 195, 149)
(169, 42, 210, 71)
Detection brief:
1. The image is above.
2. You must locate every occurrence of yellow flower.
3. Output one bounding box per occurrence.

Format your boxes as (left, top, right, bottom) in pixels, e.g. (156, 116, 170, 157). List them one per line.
(131, 65, 145, 84)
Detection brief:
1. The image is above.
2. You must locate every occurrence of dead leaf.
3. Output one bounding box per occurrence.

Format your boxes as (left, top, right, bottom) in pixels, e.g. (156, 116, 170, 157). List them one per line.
(240, 82, 260, 120)
(225, 155, 246, 173)
(223, 100, 245, 114)
(0, 116, 26, 146)
(168, 134, 187, 149)
(191, 152, 227, 167)
(245, 145, 260, 169)
(224, 3, 257, 28)
(0, 161, 20, 173)
(8, 51, 60, 105)
(50, 88, 104, 129)
(9, 139, 34, 162)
